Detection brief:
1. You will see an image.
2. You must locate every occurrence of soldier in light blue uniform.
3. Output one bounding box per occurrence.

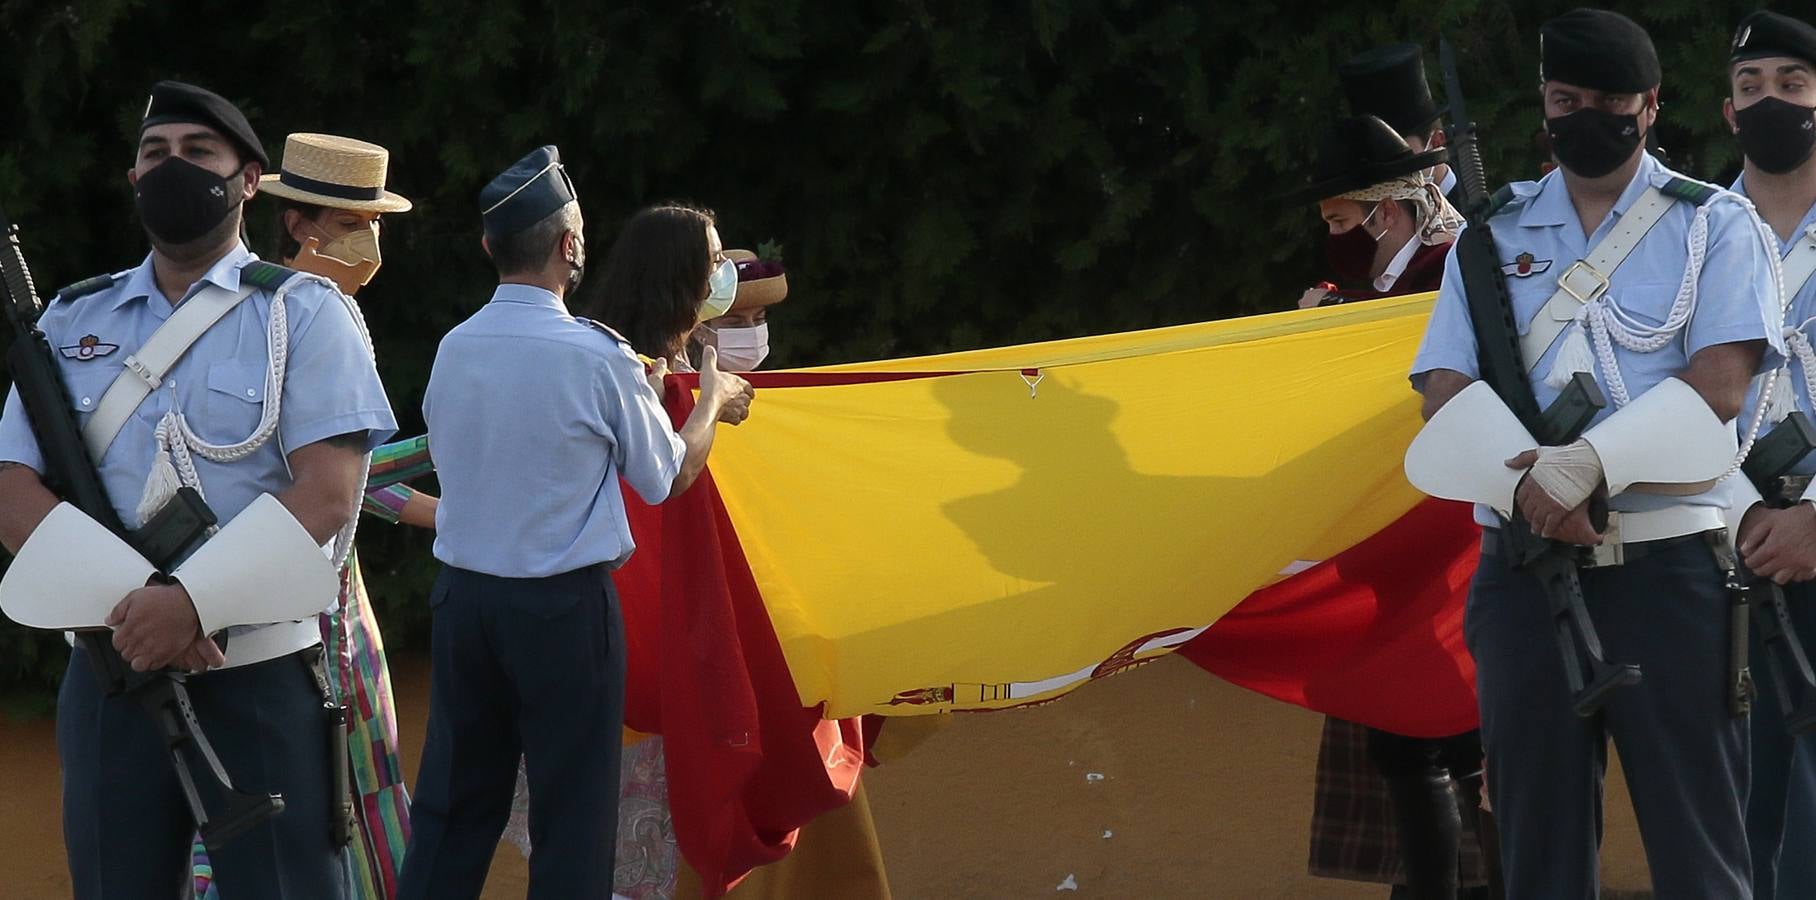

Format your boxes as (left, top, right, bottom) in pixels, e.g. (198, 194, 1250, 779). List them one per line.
(1407, 10, 1783, 898)
(399, 146, 753, 900)
(1721, 11, 1816, 899)
(0, 81, 396, 899)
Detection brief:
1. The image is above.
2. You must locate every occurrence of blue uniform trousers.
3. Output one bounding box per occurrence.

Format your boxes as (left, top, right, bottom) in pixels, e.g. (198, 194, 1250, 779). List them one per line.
(1467, 533, 1750, 899)
(1780, 768, 1816, 891)
(59, 645, 343, 900)
(1747, 580, 1816, 899)
(398, 563, 625, 900)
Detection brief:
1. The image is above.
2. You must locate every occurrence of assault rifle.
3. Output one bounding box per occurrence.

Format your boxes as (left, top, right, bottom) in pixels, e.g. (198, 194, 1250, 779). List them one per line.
(0, 206, 282, 848)
(1740, 412, 1816, 733)
(1441, 38, 1640, 716)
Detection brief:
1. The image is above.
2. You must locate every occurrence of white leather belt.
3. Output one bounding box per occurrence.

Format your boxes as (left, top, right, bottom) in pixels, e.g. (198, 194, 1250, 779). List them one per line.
(1608, 505, 1726, 543)
(62, 617, 322, 670)
(1481, 505, 1725, 569)
(217, 619, 323, 669)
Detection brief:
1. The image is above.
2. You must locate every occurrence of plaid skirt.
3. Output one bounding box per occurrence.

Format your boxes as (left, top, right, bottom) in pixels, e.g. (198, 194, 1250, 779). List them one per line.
(1307, 716, 1489, 886)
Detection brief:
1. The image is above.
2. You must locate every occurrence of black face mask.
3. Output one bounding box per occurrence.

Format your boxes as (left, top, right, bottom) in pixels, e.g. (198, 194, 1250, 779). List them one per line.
(1325, 205, 1382, 282)
(134, 157, 241, 245)
(1736, 96, 1816, 175)
(1546, 107, 1645, 179)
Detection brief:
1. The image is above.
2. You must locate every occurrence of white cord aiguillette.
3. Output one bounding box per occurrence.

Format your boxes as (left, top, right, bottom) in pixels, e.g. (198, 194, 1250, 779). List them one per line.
(137, 275, 377, 569)
(1553, 189, 1787, 480)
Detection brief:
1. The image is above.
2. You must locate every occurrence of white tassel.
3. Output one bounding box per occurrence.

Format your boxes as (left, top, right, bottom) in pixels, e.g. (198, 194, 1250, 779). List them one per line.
(136, 444, 182, 527)
(1766, 369, 1797, 424)
(1544, 324, 1597, 390)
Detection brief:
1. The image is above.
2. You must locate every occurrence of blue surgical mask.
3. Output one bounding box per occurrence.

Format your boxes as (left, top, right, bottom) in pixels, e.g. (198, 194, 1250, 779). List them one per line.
(701, 258, 737, 321)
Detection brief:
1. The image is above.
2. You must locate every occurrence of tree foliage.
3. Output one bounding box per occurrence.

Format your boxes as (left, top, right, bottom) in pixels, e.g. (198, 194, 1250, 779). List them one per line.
(0, 0, 1778, 705)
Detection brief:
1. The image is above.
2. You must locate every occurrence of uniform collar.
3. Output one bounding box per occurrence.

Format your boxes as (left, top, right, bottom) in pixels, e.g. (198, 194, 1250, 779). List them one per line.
(1518, 152, 1661, 229)
(1438, 167, 1457, 198)
(490, 283, 567, 312)
(110, 241, 255, 311)
(1732, 173, 1816, 257)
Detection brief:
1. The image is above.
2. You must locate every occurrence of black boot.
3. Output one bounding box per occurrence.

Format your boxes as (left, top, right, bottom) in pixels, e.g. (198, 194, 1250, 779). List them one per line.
(1384, 770, 1462, 900)
(1454, 771, 1505, 900)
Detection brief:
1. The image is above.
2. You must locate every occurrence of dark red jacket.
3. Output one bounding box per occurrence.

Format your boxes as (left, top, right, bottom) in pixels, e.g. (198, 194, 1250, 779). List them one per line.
(1329, 239, 1453, 303)
(1329, 239, 1452, 303)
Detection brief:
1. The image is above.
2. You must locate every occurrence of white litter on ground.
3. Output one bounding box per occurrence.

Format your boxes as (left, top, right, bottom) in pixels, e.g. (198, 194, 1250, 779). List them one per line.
(1056, 874, 1079, 891)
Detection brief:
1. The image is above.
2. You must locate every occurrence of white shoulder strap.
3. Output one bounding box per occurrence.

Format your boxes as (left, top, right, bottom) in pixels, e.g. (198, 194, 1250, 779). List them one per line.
(81, 282, 256, 461)
(1785, 227, 1816, 304)
(1520, 186, 1678, 372)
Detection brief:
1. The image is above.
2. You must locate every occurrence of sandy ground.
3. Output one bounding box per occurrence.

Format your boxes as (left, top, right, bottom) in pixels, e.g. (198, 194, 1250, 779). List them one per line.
(0, 654, 1653, 898)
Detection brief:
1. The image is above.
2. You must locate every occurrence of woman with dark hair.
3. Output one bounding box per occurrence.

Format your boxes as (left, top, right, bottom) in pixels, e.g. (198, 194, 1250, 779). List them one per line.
(505, 203, 891, 900)
(584, 203, 736, 366)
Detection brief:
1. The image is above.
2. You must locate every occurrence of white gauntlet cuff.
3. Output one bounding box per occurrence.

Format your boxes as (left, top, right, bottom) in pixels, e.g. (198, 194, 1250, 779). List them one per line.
(1581, 378, 1736, 497)
(1404, 381, 1532, 518)
(1727, 475, 1765, 551)
(172, 494, 339, 634)
(0, 503, 155, 630)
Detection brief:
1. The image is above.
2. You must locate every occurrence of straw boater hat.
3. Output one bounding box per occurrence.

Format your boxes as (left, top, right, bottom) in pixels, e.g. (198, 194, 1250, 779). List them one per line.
(260, 133, 412, 213)
(726, 249, 788, 311)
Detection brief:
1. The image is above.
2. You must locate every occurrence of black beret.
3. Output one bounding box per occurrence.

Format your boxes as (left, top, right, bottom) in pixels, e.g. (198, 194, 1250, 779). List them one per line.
(1540, 8, 1661, 94)
(1339, 44, 1445, 138)
(480, 145, 579, 240)
(1731, 10, 1816, 68)
(139, 81, 269, 169)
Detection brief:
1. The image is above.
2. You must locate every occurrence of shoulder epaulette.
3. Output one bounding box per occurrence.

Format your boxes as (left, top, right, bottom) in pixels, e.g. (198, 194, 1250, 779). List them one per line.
(1660, 176, 1719, 207)
(577, 317, 630, 345)
(1482, 185, 1520, 219)
(53, 271, 123, 304)
(239, 260, 301, 291)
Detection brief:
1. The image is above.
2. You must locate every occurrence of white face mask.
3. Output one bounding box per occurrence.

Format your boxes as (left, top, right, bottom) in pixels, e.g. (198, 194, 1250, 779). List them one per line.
(708, 321, 770, 371)
(700, 258, 738, 321)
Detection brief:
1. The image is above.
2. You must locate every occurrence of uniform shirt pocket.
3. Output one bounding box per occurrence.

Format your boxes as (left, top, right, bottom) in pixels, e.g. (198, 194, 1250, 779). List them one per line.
(63, 367, 121, 424)
(197, 362, 269, 444)
(1605, 280, 1687, 330)
(1507, 269, 1560, 338)
(1595, 280, 1693, 391)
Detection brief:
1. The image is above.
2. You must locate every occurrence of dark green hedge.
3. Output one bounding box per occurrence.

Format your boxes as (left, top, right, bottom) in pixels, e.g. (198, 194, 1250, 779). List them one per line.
(0, 0, 1771, 710)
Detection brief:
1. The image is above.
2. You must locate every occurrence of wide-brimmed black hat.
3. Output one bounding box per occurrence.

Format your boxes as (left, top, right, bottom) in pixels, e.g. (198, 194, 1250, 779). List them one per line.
(1290, 115, 1449, 204)
(1339, 44, 1446, 137)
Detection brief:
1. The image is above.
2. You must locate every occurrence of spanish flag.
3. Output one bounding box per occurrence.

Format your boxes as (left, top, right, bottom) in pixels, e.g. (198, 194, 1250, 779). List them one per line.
(612, 293, 1480, 895)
